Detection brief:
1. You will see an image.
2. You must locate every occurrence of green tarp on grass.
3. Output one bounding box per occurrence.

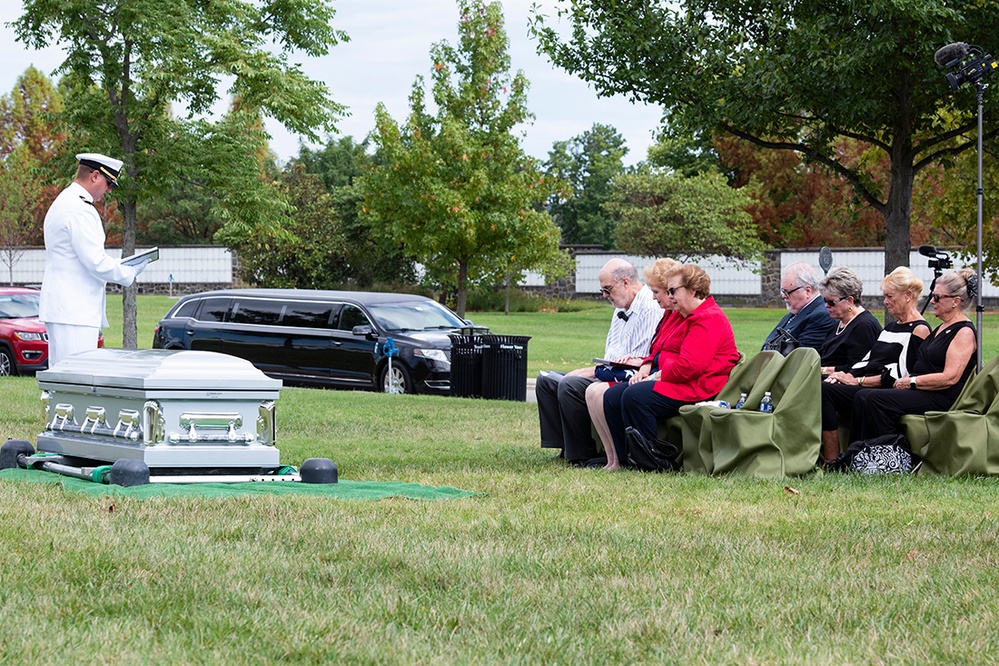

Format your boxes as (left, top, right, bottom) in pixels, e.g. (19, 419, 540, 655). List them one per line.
(0, 468, 480, 501)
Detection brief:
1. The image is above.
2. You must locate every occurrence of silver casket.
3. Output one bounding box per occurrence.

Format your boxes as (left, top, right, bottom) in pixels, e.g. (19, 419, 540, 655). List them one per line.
(36, 349, 281, 469)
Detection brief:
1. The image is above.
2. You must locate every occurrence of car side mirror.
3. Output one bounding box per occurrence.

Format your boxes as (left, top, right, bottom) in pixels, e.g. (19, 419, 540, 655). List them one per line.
(351, 324, 376, 339)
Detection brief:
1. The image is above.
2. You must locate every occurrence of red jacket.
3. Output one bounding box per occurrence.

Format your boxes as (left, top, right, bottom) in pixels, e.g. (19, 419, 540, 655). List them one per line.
(644, 296, 740, 402)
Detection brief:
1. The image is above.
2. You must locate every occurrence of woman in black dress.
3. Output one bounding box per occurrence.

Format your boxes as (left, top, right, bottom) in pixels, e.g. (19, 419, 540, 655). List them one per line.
(817, 266, 883, 376)
(819, 267, 931, 462)
(850, 268, 978, 442)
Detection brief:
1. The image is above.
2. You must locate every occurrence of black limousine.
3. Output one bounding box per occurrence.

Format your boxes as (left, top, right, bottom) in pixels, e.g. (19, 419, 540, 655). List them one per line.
(152, 289, 481, 394)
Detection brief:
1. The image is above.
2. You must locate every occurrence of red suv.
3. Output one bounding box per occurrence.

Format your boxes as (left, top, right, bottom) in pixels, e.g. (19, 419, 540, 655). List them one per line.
(0, 287, 49, 376)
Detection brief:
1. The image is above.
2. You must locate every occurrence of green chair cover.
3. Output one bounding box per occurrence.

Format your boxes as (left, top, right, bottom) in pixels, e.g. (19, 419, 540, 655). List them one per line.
(679, 347, 822, 477)
(674, 351, 782, 474)
(902, 355, 999, 476)
(656, 352, 750, 455)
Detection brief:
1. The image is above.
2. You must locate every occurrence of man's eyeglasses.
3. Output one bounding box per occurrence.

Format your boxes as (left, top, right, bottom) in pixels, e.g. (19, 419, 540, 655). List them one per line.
(666, 286, 684, 297)
(780, 286, 804, 298)
(599, 279, 621, 295)
(930, 292, 956, 302)
(824, 296, 846, 307)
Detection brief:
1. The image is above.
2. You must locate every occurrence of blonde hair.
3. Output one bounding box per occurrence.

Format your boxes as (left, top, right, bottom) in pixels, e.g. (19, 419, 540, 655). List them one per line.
(881, 266, 923, 300)
(644, 258, 680, 290)
(936, 268, 977, 312)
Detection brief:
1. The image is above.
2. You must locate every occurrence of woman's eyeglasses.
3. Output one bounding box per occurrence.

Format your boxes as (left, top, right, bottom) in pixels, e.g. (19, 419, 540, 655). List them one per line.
(930, 292, 955, 302)
(666, 286, 684, 296)
(824, 296, 846, 307)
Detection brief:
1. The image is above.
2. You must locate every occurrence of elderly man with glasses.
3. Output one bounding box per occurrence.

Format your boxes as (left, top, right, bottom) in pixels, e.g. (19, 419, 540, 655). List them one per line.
(761, 261, 836, 353)
(537, 257, 662, 465)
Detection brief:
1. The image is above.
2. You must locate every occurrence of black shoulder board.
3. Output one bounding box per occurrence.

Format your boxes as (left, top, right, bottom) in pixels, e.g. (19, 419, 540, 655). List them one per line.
(78, 196, 94, 207)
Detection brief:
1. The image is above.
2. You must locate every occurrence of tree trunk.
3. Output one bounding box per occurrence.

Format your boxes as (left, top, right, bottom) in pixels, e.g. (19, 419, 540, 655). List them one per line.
(120, 197, 138, 349)
(504, 269, 512, 316)
(456, 260, 468, 319)
(882, 137, 915, 277)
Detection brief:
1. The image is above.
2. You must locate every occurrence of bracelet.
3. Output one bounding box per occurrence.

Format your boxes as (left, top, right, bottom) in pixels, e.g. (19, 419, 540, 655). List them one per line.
(859, 376, 863, 387)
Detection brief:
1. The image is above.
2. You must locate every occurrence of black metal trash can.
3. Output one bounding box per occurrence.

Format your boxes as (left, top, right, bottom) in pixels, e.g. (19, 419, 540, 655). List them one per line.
(481, 334, 531, 401)
(449, 333, 487, 398)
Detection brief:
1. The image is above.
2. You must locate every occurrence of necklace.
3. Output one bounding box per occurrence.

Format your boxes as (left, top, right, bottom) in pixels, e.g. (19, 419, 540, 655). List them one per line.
(835, 322, 847, 336)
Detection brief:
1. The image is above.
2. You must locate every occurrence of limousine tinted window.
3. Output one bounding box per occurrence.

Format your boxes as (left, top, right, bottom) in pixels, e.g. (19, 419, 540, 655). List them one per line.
(198, 297, 231, 323)
(172, 299, 200, 319)
(283, 301, 336, 328)
(232, 299, 283, 326)
(337, 304, 370, 331)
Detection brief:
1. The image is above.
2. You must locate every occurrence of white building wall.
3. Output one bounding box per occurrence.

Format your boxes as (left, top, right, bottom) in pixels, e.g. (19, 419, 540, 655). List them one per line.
(4, 246, 233, 285)
(4, 245, 995, 299)
(780, 249, 999, 300)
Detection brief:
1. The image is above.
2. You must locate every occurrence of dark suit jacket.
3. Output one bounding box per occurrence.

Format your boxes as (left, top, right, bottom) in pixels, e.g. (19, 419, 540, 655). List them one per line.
(762, 295, 837, 351)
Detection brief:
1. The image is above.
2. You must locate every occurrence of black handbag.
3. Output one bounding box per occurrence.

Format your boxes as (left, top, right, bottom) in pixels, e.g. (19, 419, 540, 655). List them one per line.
(763, 327, 800, 356)
(624, 426, 682, 472)
(827, 433, 919, 474)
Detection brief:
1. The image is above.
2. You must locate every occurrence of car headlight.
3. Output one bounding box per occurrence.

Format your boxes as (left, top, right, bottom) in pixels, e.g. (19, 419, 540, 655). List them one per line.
(415, 349, 449, 363)
(14, 331, 45, 341)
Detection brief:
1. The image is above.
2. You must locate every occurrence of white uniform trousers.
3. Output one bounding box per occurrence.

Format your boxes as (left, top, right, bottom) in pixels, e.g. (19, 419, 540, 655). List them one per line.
(46, 322, 100, 368)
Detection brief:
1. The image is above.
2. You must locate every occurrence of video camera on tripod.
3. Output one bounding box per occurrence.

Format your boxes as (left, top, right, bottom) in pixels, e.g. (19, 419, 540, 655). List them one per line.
(919, 244, 953, 274)
(918, 245, 954, 315)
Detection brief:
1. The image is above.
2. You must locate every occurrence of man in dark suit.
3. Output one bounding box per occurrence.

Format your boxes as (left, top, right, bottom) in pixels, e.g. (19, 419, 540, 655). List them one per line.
(762, 262, 836, 352)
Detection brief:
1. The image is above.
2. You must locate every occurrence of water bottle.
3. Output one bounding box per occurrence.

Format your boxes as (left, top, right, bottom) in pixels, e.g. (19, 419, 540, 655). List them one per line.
(759, 391, 774, 413)
(734, 392, 748, 410)
(717, 401, 730, 409)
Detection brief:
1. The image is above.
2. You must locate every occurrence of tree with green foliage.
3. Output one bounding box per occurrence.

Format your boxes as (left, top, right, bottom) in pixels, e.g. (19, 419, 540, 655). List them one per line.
(0, 147, 40, 284)
(609, 168, 765, 262)
(925, 136, 999, 276)
(13, 0, 346, 346)
(0, 66, 65, 163)
(359, 0, 568, 317)
(235, 163, 349, 289)
(545, 123, 627, 247)
(532, 1, 999, 274)
(295, 137, 415, 287)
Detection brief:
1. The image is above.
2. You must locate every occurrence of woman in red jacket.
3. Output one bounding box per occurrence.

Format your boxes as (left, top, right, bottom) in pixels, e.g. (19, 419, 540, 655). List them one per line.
(602, 264, 741, 469)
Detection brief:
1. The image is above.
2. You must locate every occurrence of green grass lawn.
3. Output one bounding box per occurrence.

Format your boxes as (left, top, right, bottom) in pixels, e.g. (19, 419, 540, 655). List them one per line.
(3, 297, 999, 663)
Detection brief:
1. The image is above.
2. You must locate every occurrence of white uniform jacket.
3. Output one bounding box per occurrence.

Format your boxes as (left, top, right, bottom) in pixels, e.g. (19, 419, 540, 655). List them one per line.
(39, 182, 137, 328)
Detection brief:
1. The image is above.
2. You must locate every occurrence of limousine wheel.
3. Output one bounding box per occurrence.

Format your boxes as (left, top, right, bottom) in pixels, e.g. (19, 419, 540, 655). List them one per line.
(380, 363, 411, 394)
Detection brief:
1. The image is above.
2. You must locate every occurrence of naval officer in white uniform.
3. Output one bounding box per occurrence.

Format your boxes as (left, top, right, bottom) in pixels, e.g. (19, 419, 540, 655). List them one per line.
(39, 153, 149, 367)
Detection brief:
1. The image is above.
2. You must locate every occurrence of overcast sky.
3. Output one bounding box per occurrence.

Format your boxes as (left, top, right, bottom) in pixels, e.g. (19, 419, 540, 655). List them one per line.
(0, 0, 664, 166)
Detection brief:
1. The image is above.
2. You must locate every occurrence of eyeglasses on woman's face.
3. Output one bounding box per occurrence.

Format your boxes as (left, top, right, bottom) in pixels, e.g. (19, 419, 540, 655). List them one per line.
(824, 296, 847, 307)
(666, 285, 685, 297)
(930, 292, 956, 303)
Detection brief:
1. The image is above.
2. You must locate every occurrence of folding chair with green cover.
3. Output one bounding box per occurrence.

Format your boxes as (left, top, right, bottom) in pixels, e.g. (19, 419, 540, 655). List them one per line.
(674, 351, 781, 475)
(655, 352, 751, 449)
(902, 355, 999, 476)
(678, 347, 822, 477)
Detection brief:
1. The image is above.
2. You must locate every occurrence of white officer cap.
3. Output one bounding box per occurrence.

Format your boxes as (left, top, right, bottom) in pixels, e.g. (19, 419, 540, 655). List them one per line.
(77, 153, 123, 187)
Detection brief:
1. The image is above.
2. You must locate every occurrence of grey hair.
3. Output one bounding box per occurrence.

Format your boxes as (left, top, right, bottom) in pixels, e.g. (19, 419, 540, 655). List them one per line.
(784, 262, 821, 290)
(609, 262, 639, 283)
(819, 266, 864, 304)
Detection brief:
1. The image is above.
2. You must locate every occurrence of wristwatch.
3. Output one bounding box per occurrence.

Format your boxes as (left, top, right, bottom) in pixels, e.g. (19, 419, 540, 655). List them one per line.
(910, 376, 918, 389)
